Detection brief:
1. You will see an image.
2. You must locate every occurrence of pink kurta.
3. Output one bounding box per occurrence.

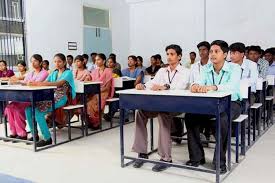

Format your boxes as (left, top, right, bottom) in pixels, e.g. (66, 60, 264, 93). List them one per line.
(87, 68, 114, 127)
(4, 69, 49, 137)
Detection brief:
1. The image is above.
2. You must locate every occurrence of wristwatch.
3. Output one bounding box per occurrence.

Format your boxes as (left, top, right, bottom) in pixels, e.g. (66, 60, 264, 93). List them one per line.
(164, 84, 170, 90)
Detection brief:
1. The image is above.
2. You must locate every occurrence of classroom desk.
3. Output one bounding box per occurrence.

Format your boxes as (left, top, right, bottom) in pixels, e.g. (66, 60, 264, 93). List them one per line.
(117, 89, 232, 183)
(0, 85, 56, 152)
(75, 81, 102, 136)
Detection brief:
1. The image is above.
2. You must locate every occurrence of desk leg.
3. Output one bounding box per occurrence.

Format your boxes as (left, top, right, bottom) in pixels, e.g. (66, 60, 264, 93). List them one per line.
(52, 98, 56, 145)
(120, 108, 125, 167)
(227, 100, 232, 171)
(150, 118, 154, 151)
(215, 107, 221, 183)
(2, 102, 8, 137)
(98, 90, 102, 130)
(84, 94, 88, 136)
(31, 98, 37, 152)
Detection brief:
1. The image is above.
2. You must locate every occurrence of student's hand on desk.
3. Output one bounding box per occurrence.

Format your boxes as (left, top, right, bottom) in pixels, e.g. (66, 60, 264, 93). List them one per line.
(191, 84, 199, 93)
(151, 84, 165, 91)
(27, 82, 43, 86)
(136, 83, 145, 90)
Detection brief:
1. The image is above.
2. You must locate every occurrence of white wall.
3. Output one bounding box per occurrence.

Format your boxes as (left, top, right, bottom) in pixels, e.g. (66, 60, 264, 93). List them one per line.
(129, 0, 205, 66)
(128, 0, 275, 66)
(25, 0, 130, 69)
(25, 0, 83, 65)
(206, 0, 275, 50)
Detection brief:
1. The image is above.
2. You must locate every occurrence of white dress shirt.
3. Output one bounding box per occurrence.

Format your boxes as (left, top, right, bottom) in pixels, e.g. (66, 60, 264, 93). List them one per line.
(189, 60, 210, 83)
(240, 59, 258, 92)
(144, 64, 190, 90)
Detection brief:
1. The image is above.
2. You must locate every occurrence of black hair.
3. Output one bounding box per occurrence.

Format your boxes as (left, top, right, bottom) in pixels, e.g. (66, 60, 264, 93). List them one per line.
(17, 61, 27, 71)
(165, 44, 182, 56)
(248, 45, 262, 54)
(229, 42, 246, 53)
(128, 55, 137, 62)
(197, 41, 210, 50)
(17, 61, 26, 67)
(43, 60, 49, 65)
(151, 55, 158, 60)
(67, 55, 73, 60)
(54, 53, 67, 70)
(189, 52, 196, 56)
(55, 53, 66, 61)
(137, 56, 143, 62)
(108, 57, 117, 64)
(0, 60, 7, 66)
(97, 53, 107, 61)
(32, 54, 43, 63)
(155, 54, 162, 60)
(90, 52, 97, 57)
(264, 48, 275, 56)
(82, 54, 89, 60)
(210, 40, 229, 53)
(109, 53, 116, 62)
(75, 55, 87, 69)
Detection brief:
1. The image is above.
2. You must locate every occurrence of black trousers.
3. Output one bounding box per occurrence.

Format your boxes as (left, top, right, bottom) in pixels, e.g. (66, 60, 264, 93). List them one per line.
(185, 102, 241, 166)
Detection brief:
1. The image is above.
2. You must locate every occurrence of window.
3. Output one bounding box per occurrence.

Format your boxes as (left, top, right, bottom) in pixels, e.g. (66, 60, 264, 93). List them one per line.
(83, 6, 110, 28)
(11, 0, 20, 19)
(0, 0, 22, 20)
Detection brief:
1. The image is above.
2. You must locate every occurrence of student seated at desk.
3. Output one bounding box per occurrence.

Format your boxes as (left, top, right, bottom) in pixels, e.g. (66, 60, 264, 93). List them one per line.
(248, 45, 269, 79)
(107, 57, 122, 78)
(73, 55, 91, 116)
(25, 53, 76, 147)
(230, 42, 258, 105)
(42, 60, 50, 74)
(73, 55, 91, 81)
(185, 40, 242, 174)
(4, 54, 48, 141)
(136, 56, 146, 71)
(183, 51, 197, 69)
(122, 55, 144, 85)
(67, 55, 74, 71)
(109, 53, 121, 70)
(188, 41, 211, 145)
(132, 44, 190, 172)
(0, 60, 14, 80)
(86, 53, 114, 130)
(265, 48, 275, 75)
(10, 61, 28, 82)
(145, 55, 161, 76)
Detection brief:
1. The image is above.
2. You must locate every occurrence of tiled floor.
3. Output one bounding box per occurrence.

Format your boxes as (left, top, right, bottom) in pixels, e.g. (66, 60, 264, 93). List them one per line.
(0, 117, 274, 183)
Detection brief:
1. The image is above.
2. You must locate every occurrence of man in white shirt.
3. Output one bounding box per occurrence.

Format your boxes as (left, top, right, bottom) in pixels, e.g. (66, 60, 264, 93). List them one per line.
(132, 44, 190, 172)
(230, 42, 258, 96)
(66, 55, 74, 71)
(190, 41, 210, 83)
(188, 41, 211, 146)
(86, 53, 97, 72)
(184, 52, 197, 69)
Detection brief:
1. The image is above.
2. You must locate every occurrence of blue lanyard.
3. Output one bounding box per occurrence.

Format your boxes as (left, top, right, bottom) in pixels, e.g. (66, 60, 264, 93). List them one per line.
(212, 70, 225, 85)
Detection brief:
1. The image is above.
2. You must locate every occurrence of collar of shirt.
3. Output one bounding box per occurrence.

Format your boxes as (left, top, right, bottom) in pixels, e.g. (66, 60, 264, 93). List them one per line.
(270, 62, 275, 67)
(198, 59, 210, 66)
(206, 61, 230, 73)
(166, 63, 183, 73)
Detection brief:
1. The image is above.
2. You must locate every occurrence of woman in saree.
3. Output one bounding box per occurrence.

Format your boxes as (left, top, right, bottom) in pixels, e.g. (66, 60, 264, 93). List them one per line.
(4, 54, 48, 141)
(25, 53, 76, 147)
(87, 53, 114, 130)
(74, 55, 91, 81)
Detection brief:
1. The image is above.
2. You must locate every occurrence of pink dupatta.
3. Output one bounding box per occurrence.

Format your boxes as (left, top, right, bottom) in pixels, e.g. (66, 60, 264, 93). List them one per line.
(90, 68, 114, 99)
